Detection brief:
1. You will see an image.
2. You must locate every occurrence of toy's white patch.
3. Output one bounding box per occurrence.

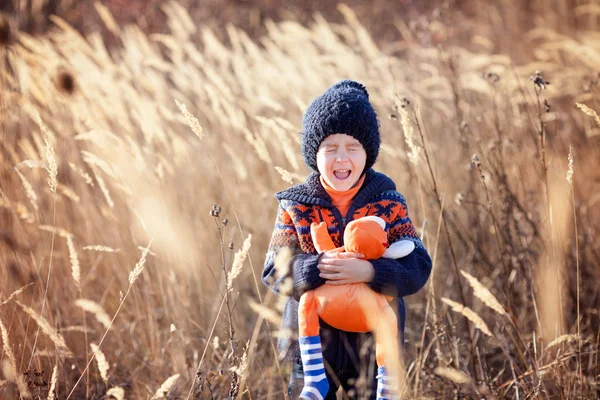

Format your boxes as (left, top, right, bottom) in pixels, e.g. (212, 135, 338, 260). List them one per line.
(360, 215, 386, 230)
(383, 240, 415, 259)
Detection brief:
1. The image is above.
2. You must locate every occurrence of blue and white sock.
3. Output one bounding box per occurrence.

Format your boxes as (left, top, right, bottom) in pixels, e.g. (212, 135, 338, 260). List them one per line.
(299, 336, 329, 400)
(376, 366, 396, 400)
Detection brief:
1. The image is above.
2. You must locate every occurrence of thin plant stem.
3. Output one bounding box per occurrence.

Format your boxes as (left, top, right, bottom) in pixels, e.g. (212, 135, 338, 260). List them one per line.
(409, 104, 479, 381)
(66, 266, 148, 399)
(569, 168, 582, 397)
(414, 193, 445, 395)
(27, 192, 56, 370)
(186, 295, 227, 399)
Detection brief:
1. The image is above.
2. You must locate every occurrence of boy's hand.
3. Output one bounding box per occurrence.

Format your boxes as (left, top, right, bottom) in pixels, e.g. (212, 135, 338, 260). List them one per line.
(318, 251, 375, 284)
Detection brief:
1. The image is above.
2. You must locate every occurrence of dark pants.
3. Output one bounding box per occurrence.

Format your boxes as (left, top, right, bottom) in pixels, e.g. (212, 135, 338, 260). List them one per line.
(287, 324, 379, 399)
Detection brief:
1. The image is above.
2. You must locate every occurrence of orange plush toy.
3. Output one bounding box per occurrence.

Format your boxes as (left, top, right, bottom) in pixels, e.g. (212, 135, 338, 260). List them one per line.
(297, 216, 415, 400)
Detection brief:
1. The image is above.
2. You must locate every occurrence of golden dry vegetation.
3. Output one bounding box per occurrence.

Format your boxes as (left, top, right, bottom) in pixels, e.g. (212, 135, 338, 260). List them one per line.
(0, 1, 599, 398)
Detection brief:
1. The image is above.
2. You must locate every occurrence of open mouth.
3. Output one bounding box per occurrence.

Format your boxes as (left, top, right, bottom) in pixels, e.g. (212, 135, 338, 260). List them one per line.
(333, 169, 351, 180)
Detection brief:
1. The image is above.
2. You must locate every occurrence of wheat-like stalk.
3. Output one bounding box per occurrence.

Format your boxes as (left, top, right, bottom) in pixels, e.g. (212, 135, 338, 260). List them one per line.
(546, 334, 579, 349)
(0, 317, 17, 376)
(1, 360, 31, 398)
(566, 145, 574, 184)
(48, 364, 58, 400)
(460, 270, 507, 317)
(273, 247, 293, 279)
(75, 299, 111, 329)
(15, 168, 39, 212)
(434, 367, 472, 385)
(57, 183, 81, 203)
(129, 241, 152, 285)
(16, 300, 72, 356)
(66, 235, 81, 287)
(82, 245, 121, 253)
(274, 166, 294, 184)
(91, 343, 109, 384)
(227, 234, 252, 290)
(33, 110, 58, 193)
(92, 168, 115, 208)
(1, 317, 31, 398)
(151, 373, 180, 399)
(38, 224, 72, 237)
(15, 203, 35, 223)
(249, 300, 282, 326)
(93, 2, 119, 35)
(68, 162, 95, 186)
(242, 128, 272, 164)
(81, 151, 116, 178)
(0, 188, 10, 208)
(60, 325, 93, 333)
(396, 99, 421, 166)
(34, 349, 74, 358)
(441, 297, 492, 336)
(34, 109, 58, 193)
(0, 283, 34, 307)
(106, 387, 125, 400)
(575, 102, 600, 127)
(175, 99, 204, 140)
(15, 159, 44, 169)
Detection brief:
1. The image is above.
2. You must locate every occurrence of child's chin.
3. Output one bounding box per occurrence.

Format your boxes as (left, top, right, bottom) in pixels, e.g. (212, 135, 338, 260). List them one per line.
(331, 180, 353, 191)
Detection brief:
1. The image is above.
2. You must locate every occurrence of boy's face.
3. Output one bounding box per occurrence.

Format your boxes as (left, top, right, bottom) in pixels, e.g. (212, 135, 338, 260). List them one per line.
(316, 133, 366, 191)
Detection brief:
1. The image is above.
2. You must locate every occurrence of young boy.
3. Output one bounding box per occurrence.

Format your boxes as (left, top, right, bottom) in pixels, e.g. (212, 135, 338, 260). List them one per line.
(262, 80, 432, 399)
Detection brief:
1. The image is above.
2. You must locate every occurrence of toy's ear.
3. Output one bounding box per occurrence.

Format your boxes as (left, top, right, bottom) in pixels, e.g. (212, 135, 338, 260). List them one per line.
(359, 216, 386, 230)
(310, 222, 336, 253)
(383, 240, 415, 259)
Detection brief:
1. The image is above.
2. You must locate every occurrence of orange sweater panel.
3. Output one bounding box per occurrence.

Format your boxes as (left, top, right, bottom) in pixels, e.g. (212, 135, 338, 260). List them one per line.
(319, 174, 366, 218)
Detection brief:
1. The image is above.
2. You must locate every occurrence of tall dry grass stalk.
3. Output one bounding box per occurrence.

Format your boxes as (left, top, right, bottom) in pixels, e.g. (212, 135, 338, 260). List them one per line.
(47, 364, 58, 400)
(575, 102, 600, 127)
(14, 168, 39, 212)
(33, 110, 58, 193)
(0, 317, 31, 398)
(227, 234, 252, 291)
(460, 270, 507, 317)
(1, 360, 31, 399)
(152, 374, 180, 399)
(274, 166, 294, 184)
(0, 283, 34, 307)
(66, 235, 81, 287)
(16, 301, 72, 356)
(90, 343, 109, 384)
(441, 297, 492, 337)
(175, 100, 204, 140)
(82, 245, 120, 253)
(106, 387, 125, 400)
(75, 299, 111, 329)
(67, 240, 153, 398)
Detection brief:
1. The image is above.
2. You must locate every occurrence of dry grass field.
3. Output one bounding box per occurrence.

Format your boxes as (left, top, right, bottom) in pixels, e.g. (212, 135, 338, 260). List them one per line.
(0, 1, 599, 398)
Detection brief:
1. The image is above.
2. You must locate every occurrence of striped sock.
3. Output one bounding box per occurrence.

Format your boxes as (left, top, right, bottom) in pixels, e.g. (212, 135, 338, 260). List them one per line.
(376, 366, 396, 400)
(299, 335, 329, 400)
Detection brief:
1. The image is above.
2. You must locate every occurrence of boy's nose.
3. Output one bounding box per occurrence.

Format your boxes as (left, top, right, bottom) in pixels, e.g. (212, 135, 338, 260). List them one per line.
(335, 151, 349, 162)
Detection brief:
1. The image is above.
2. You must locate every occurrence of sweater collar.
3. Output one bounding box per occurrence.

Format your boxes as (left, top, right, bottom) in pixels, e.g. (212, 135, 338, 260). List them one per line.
(275, 169, 396, 207)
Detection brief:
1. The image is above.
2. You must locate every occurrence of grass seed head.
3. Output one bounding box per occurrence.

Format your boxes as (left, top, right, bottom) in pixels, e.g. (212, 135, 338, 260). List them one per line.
(152, 374, 180, 399)
(91, 343, 109, 384)
(441, 297, 492, 337)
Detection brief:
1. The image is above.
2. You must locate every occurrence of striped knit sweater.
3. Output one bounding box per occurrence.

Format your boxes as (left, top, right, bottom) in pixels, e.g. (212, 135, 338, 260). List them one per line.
(262, 169, 432, 363)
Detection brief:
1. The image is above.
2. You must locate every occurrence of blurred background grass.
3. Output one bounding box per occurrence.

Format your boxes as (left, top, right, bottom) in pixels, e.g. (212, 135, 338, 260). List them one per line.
(0, 0, 599, 398)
